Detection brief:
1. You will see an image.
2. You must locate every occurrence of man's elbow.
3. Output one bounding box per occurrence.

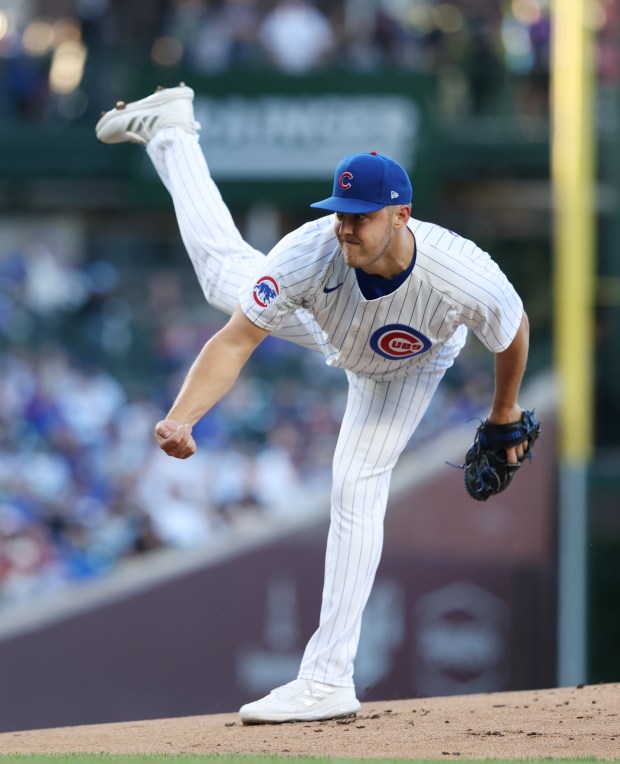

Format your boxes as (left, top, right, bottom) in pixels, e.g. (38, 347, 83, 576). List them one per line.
(508, 310, 530, 352)
(519, 311, 530, 342)
(518, 310, 529, 338)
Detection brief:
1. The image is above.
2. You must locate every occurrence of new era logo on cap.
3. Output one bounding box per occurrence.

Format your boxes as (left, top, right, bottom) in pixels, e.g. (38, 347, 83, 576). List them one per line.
(310, 152, 412, 214)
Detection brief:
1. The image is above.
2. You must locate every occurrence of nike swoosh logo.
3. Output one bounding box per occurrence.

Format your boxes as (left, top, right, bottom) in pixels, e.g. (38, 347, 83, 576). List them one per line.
(323, 282, 344, 293)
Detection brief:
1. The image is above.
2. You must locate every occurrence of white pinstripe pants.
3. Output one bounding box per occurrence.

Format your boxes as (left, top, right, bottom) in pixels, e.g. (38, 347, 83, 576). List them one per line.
(147, 128, 459, 688)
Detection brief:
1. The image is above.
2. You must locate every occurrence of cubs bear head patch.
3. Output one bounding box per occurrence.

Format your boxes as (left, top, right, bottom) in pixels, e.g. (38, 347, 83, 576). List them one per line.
(253, 276, 280, 308)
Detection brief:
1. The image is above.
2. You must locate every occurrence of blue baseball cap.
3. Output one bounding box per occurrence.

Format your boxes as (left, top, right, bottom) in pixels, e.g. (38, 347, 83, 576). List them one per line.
(311, 152, 412, 214)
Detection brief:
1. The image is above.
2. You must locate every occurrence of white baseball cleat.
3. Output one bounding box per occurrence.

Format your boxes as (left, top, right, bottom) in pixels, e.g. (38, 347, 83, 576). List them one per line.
(95, 84, 200, 145)
(239, 679, 361, 724)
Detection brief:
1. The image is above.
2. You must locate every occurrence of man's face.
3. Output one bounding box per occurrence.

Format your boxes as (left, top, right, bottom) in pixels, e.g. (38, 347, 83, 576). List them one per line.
(333, 207, 402, 274)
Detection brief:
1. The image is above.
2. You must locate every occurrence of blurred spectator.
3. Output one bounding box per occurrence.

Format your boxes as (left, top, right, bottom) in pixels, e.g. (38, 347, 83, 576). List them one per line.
(189, 0, 264, 73)
(217, 0, 264, 68)
(464, 13, 505, 114)
(22, 239, 89, 317)
(258, 0, 335, 73)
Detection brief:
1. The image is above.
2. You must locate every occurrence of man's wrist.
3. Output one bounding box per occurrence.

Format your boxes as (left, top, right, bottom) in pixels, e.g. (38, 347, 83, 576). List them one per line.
(488, 404, 523, 424)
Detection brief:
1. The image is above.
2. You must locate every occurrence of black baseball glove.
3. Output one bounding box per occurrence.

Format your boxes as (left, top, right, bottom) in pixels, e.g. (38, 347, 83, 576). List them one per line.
(462, 409, 541, 501)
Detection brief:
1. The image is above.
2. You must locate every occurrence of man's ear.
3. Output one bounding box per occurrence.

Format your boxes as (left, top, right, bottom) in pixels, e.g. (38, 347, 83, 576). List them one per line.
(394, 204, 411, 228)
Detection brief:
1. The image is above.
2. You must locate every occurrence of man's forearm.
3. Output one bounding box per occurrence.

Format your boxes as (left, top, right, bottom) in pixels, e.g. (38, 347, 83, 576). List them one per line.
(165, 333, 246, 425)
(155, 307, 270, 459)
(489, 311, 530, 422)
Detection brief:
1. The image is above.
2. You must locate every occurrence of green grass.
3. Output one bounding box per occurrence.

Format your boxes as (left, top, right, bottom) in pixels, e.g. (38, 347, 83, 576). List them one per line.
(0, 757, 615, 761)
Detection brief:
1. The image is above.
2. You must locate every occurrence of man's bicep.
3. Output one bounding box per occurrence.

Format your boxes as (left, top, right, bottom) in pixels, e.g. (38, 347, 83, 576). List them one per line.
(222, 305, 272, 353)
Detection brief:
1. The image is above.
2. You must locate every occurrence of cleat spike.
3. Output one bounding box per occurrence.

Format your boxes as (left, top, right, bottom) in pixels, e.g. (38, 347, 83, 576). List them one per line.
(155, 85, 164, 92)
(115, 101, 126, 110)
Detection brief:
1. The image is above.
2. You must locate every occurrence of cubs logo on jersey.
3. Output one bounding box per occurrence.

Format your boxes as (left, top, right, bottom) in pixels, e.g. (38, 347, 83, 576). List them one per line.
(370, 324, 431, 360)
(253, 276, 280, 308)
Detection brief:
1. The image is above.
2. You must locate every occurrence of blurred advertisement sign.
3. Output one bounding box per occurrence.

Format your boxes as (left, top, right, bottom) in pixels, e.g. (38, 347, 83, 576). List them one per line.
(412, 581, 509, 696)
(236, 574, 303, 693)
(195, 95, 420, 178)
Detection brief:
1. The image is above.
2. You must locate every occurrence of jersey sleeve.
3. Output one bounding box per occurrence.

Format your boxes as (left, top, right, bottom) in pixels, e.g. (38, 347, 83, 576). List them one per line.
(456, 241, 524, 353)
(238, 225, 316, 331)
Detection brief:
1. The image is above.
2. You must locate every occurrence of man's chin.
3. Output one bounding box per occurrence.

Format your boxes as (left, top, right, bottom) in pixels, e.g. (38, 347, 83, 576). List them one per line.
(342, 245, 361, 266)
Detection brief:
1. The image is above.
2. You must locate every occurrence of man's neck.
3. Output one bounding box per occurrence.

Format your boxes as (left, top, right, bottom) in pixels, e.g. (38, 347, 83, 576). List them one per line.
(364, 228, 415, 279)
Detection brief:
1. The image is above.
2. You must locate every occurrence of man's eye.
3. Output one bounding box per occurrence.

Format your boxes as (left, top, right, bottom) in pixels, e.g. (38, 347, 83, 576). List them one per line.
(335, 213, 365, 222)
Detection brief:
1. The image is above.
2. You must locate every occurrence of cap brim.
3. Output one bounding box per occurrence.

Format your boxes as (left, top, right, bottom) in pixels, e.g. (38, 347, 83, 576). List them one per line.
(310, 196, 386, 214)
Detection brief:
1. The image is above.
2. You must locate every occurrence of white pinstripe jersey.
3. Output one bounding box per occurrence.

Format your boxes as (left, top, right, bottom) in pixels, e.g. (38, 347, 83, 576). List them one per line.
(239, 215, 523, 382)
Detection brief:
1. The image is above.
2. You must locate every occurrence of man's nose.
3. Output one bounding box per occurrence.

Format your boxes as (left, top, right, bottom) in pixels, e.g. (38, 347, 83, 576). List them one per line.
(338, 215, 354, 235)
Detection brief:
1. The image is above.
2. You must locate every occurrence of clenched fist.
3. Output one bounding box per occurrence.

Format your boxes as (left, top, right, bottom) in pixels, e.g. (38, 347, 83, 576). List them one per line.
(155, 419, 197, 459)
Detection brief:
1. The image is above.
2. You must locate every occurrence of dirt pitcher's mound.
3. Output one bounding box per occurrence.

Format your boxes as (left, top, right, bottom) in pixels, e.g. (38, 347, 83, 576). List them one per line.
(0, 683, 618, 760)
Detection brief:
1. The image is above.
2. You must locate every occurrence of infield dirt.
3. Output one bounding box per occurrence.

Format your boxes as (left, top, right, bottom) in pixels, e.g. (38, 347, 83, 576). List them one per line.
(0, 683, 618, 759)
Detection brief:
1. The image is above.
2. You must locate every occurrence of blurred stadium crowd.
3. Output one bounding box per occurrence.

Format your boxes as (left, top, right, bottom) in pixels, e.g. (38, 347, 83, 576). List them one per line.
(0, 0, 616, 606)
(0, 0, 564, 124)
